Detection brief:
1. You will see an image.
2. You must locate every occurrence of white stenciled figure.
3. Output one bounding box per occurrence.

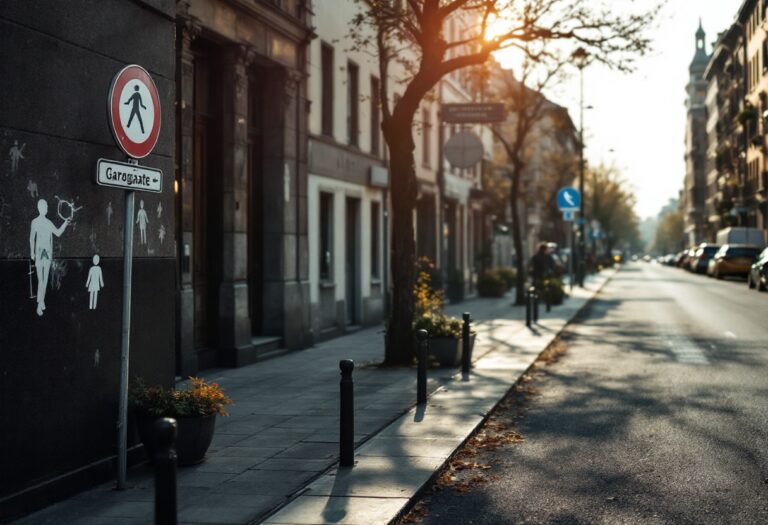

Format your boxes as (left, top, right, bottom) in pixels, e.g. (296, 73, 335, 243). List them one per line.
(136, 199, 148, 245)
(158, 224, 166, 244)
(29, 199, 69, 316)
(86, 254, 104, 310)
(9, 140, 25, 173)
(27, 179, 38, 198)
(157, 202, 163, 219)
(107, 201, 113, 226)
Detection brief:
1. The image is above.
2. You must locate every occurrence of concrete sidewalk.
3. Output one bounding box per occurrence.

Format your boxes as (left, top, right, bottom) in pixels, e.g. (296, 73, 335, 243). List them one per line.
(13, 271, 613, 525)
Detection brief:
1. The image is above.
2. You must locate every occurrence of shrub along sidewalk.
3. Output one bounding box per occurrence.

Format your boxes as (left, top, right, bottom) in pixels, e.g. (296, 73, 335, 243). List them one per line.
(13, 271, 614, 525)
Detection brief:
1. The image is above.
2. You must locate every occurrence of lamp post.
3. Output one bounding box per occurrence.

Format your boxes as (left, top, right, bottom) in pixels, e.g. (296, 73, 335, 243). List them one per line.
(573, 47, 588, 287)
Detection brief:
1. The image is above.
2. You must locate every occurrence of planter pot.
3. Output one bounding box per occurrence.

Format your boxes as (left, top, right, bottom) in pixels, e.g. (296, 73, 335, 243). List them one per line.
(136, 413, 217, 466)
(429, 334, 476, 368)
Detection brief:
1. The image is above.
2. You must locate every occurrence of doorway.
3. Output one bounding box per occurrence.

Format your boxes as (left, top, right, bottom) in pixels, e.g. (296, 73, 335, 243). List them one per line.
(345, 197, 360, 325)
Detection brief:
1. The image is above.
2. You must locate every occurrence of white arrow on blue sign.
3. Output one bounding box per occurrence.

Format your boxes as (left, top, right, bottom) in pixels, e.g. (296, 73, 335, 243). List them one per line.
(557, 186, 581, 211)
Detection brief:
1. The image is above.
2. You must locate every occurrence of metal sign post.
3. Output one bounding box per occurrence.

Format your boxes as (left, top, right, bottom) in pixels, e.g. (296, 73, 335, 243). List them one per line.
(117, 176, 136, 490)
(104, 64, 162, 490)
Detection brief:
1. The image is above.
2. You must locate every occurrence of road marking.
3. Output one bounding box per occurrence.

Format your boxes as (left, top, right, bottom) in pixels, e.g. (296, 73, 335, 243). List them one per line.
(724, 331, 737, 339)
(667, 335, 710, 365)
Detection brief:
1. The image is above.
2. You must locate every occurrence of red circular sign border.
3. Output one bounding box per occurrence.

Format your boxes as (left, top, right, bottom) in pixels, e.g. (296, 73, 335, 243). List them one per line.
(108, 65, 161, 159)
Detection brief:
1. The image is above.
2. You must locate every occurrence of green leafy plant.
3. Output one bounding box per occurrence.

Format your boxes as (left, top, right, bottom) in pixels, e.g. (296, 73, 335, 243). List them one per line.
(130, 377, 233, 418)
(540, 277, 567, 306)
(494, 267, 517, 290)
(477, 269, 508, 297)
(413, 312, 463, 340)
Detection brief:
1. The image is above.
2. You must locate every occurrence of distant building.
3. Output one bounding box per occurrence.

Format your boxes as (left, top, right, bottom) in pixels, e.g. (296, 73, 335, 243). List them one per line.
(682, 21, 710, 246)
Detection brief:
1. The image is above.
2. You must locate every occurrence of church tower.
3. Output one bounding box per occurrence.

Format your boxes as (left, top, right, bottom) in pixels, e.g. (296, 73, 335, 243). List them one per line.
(683, 19, 710, 245)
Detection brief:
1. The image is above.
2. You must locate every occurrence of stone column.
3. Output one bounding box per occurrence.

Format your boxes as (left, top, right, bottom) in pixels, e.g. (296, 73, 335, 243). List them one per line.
(217, 45, 256, 366)
(176, 17, 200, 376)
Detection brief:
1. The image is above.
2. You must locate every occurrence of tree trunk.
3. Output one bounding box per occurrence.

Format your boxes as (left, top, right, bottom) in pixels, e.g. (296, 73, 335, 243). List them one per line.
(509, 162, 526, 305)
(384, 124, 418, 365)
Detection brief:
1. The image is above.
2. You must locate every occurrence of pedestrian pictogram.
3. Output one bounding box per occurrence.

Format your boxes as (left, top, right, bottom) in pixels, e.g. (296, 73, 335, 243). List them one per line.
(108, 65, 161, 159)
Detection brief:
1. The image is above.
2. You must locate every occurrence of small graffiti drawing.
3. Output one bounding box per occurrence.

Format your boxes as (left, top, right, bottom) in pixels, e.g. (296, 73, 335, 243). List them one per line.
(136, 199, 148, 245)
(94, 349, 100, 368)
(50, 259, 68, 292)
(29, 199, 70, 316)
(158, 224, 166, 244)
(86, 254, 104, 310)
(157, 202, 163, 219)
(9, 140, 25, 173)
(27, 179, 38, 198)
(107, 201, 113, 226)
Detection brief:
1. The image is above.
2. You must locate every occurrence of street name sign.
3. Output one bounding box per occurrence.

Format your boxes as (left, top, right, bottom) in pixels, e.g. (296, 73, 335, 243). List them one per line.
(557, 186, 581, 211)
(442, 103, 505, 123)
(108, 64, 162, 159)
(96, 158, 162, 193)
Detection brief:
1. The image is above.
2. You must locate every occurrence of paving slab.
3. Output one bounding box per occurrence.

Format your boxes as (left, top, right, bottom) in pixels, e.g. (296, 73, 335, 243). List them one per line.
(12, 271, 612, 525)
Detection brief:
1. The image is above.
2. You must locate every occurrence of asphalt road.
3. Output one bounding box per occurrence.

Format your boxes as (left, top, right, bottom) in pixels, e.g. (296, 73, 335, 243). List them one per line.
(407, 263, 768, 525)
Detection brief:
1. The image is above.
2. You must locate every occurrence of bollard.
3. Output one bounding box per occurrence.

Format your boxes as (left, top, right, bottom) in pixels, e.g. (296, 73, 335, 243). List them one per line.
(339, 359, 355, 468)
(416, 329, 428, 405)
(153, 418, 178, 525)
(462, 313, 471, 376)
(533, 289, 539, 322)
(526, 287, 535, 327)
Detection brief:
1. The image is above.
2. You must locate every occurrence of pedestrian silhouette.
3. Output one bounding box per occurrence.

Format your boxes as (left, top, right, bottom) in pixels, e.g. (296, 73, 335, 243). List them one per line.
(29, 199, 69, 316)
(136, 199, 148, 245)
(124, 85, 147, 134)
(9, 140, 25, 173)
(86, 254, 104, 310)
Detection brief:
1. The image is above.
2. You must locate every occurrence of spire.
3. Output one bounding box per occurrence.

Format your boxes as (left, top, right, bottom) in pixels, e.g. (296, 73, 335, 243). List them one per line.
(691, 18, 708, 71)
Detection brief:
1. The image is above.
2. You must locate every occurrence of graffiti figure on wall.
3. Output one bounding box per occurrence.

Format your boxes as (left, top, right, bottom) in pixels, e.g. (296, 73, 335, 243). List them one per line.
(27, 179, 38, 198)
(9, 140, 26, 174)
(157, 202, 163, 219)
(107, 201, 113, 226)
(86, 255, 104, 310)
(136, 199, 148, 245)
(158, 224, 166, 244)
(29, 199, 70, 316)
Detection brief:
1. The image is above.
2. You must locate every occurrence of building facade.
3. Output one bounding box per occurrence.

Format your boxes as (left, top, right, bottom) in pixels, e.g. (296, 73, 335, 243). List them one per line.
(0, 0, 176, 518)
(682, 22, 711, 247)
(174, 0, 314, 372)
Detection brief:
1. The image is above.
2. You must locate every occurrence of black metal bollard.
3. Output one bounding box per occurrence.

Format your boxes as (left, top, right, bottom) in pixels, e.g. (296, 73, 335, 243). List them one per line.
(416, 329, 428, 405)
(153, 418, 178, 525)
(526, 287, 535, 327)
(339, 359, 355, 467)
(533, 289, 539, 322)
(545, 287, 551, 313)
(462, 312, 471, 376)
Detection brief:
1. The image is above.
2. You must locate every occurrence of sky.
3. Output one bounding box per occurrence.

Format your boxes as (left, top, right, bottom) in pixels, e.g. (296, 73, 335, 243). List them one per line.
(496, 0, 744, 219)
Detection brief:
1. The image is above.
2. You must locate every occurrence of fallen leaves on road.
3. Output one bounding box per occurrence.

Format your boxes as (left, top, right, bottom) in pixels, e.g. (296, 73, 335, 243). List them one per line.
(536, 337, 568, 365)
(402, 503, 428, 523)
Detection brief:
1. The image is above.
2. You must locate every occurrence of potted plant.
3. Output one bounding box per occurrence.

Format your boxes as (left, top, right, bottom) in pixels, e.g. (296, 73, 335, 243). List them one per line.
(413, 312, 476, 367)
(130, 377, 233, 465)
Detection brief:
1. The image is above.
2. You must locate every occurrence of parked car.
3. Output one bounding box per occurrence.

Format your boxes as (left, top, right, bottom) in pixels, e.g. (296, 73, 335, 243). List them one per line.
(688, 244, 720, 274)
(678, 248, 695, 269)
(708, 245, 761, 279)
(748, 247, 768, 291)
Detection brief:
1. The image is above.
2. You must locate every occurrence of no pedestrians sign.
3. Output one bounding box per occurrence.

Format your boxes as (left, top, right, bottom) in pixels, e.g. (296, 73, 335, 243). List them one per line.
(107, 64, 161, 159)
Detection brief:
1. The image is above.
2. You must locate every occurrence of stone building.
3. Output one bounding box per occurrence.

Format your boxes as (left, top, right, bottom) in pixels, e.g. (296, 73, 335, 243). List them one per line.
(682, 22, 711, 247)
(0, 0, 175, 518)
(174, 0, 314, 372)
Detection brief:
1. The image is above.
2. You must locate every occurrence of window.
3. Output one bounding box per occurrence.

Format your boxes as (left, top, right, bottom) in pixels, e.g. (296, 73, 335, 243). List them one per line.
(321, 44, 334, 136)
(320, 192, 334, 280)
(371, 201, 380, 278)
(370, 76, 381, 156)
(347, 61, 359, 147)
(422, 106, 432, 167)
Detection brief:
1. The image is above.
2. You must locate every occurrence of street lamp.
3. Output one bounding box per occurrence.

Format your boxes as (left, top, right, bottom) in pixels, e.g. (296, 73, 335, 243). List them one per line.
(572, 47, 589, 286)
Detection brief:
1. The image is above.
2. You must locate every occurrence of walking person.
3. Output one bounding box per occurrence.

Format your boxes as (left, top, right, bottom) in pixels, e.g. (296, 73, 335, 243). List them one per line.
(530, 242, 555, 291)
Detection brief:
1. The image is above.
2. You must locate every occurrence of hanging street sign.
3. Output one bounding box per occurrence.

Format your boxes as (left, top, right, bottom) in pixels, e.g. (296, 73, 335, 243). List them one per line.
(562, 210, 575, 222)
(444, 130, 484, 169)
(442, 103, 505, 123)
(108, 64, 162, 159)
(557, 186, 581, 211)
(96, 158, 162, 193)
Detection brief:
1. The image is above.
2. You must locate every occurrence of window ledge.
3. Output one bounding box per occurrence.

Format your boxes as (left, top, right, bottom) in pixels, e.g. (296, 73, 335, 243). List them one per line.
(320, 280, 336, 289)
(370, 277, 382, 285)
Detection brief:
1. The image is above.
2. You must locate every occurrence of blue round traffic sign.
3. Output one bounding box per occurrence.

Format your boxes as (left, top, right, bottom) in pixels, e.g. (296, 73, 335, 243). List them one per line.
(557, 187, 581, 210)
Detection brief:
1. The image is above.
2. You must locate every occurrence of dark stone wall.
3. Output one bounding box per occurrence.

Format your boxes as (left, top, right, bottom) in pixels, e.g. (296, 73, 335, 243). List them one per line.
(0, 0, 175, 516)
